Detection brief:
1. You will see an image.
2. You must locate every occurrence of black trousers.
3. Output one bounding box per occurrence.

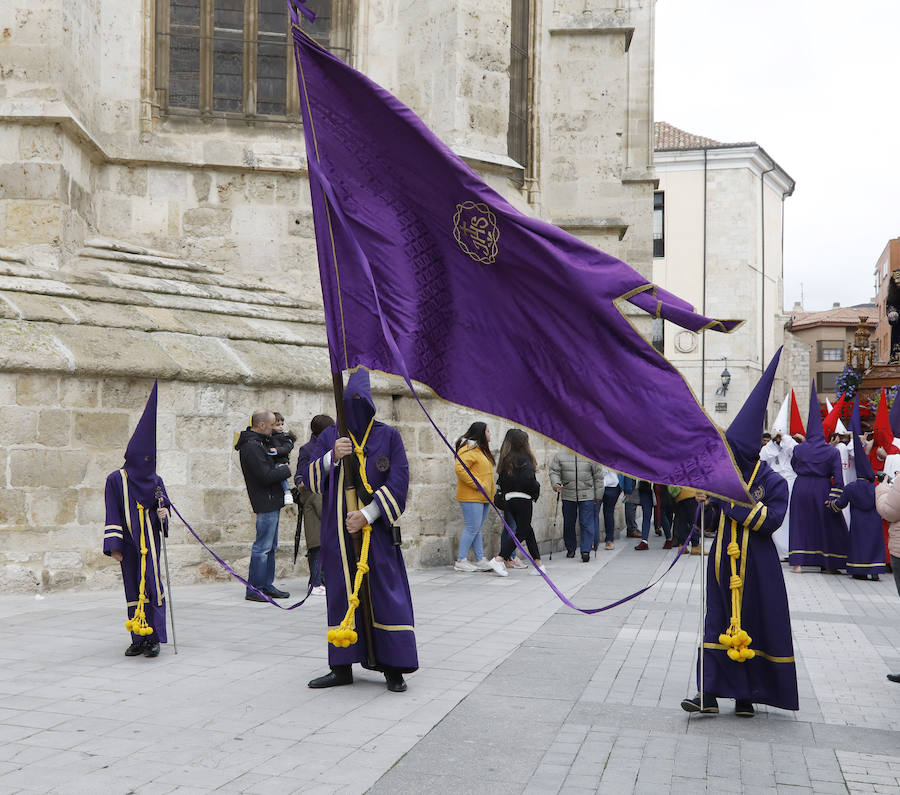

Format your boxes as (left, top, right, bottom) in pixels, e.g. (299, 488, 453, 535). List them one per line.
(499, 498, 540, 560)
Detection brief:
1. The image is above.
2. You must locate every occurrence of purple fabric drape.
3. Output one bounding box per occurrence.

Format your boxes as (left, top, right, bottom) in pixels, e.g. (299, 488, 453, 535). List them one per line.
(287, 13, 750, 504)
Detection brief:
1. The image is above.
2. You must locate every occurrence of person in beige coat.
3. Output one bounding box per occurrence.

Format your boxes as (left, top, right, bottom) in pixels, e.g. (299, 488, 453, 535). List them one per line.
(873, 476, 900, 683)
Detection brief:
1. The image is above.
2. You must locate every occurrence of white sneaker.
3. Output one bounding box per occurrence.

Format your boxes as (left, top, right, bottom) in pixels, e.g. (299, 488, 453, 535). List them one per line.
(489, 558, 509, 577)
(454, 559, 477, 572)
(472, 558, 493, 571)
(283, 492, 294, 505)
(529, 565, 547, 577)
(311, 585, 326, 596)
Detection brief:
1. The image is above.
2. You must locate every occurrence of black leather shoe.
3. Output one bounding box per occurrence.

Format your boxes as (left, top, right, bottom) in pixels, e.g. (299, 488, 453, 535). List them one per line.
(734, 700, 755, 717)
(263, 587, 290, 599)
(887, 673, 900, 683)
(385, 672, 407, 692)
(245, 592, 267, 602)
(144, 642, 160, 658)
(680, 695, 718, 714)
(581, 552, 590, 562)
(308, 667, 353, 688)
(125, 641, 146, 656)
(566, 550, 576, 558)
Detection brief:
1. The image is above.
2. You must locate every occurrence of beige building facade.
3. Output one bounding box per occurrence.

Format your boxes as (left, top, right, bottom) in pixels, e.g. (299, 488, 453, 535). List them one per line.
(652, 122, 795, 427)
(0, 1, 655, 592)
(787, 303, 877, 400)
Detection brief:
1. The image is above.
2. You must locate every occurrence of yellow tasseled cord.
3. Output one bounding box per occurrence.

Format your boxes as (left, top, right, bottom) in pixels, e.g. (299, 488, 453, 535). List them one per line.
(717, 461, 760, 663)
(327, 418, 375, 648)
(124, 504, 154, 637)
(327, 524, 372, 647)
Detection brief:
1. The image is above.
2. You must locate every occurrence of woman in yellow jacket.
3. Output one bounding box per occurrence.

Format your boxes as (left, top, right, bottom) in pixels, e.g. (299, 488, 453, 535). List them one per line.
(454, 422, 496, 572)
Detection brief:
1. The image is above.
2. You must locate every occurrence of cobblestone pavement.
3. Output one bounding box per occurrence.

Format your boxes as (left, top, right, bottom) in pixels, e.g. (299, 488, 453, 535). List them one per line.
(0, 541, 898, 794)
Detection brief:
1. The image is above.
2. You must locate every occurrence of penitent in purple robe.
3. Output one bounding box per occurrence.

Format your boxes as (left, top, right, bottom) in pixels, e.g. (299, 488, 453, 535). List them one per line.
(789, 383, 849, 569)
(788, 444, 848, 568)
(701, 463, 798, 710)
(832, 432, 885, 577)
(307, 371, 418, 673)
(103, 470, 169, 644)
(833, 480, 885, 576)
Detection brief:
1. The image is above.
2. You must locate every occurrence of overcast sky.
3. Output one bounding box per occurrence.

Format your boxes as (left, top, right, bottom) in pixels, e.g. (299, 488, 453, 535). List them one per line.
(654, 0, 899, 313)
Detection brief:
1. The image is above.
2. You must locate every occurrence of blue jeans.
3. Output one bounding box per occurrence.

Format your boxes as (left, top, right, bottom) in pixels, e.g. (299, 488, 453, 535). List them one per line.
(562, 499, 595, 554)
(638, 490, 654, 542)
(458, 501, 490, 560)
(247, 510, 280, 593)
(602, 486, 621, 543)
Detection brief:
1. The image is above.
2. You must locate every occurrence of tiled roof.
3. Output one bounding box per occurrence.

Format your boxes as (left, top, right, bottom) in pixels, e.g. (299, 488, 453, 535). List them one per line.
(654, 121, 756, 152)
(789, 304, 878, 330)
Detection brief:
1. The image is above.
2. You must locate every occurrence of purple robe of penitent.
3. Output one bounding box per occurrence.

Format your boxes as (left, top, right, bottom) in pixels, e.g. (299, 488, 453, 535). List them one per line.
(788, 383, 848, 569)
(102, 381, 169, 645)
(103, 471, 169, 644)
(698, 348, 798, 710)
(701, 463, 797, 710)
(307, 370, 418, 673)
(832, 432, 885, 577)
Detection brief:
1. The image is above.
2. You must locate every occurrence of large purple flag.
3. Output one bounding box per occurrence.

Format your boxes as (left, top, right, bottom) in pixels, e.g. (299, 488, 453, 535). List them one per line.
(288, 8, 749, 503)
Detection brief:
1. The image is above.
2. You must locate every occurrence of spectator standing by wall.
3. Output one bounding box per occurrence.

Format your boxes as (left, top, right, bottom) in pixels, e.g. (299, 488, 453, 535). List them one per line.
(490, 430, 544, 576)
(599, 467, 620, 550)
(294, 414, 335, 595)
(453, 422, 495, 572)
(549, 450, 602, 561)
(875, 470, 900, 683)
(236, 410, 293, 602)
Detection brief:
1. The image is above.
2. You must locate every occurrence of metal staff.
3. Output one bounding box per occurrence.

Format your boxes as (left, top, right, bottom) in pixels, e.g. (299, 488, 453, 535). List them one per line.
(549, 491, 561, 560)
(698, 500, 706, 710)
(156, 486, 178, 655)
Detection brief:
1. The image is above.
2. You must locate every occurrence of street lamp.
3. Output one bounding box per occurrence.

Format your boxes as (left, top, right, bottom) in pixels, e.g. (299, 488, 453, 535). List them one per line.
(715, 358, 731, 396)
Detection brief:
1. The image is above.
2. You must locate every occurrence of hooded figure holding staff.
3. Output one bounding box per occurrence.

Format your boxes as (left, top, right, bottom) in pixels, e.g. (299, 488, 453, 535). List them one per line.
(681, 349, 797, 717)
(305, 369, 418, 692)
(102, 381, 170, 658)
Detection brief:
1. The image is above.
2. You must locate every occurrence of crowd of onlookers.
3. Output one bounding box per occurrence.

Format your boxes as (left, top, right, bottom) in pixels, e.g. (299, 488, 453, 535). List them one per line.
(451, 422, 693, 577)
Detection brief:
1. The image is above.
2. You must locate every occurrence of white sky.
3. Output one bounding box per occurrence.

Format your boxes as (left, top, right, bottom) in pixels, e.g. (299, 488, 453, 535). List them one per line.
(654, 0, 900, 313)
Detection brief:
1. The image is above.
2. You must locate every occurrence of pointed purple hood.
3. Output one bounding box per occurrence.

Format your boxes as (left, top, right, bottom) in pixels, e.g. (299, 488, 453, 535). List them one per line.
(123, 381, 160, 506)
(852, 430, 875, 481)
(806, 381, 826, 444)
(890, 390, 900, 439)
(345, 369, 376, 438)
(726, 347, 782, 479)
(850, 395, 862, 436)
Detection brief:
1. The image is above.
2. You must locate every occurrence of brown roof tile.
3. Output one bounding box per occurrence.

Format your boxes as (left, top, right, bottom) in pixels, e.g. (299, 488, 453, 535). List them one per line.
(654, 121, 755, 152)
(789, 304, 878, 330)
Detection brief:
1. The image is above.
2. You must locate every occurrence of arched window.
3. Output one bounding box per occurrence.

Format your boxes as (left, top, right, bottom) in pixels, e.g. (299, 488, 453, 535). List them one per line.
(154, 0, 351, 121)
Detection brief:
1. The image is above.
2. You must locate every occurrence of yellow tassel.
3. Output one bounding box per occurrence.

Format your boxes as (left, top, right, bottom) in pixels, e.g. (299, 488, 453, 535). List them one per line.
(125, 504, 153, 639)
(729, 574, 742, 589)
(726, 541, 740, 557)
(328, 522, 373, 648)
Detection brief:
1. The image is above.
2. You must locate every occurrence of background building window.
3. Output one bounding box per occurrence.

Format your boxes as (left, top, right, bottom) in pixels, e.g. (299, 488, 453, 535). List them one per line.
(817, 340, 844, 362)
(156, 0, 346, 120)
(651, 317, 664, 354)
(653, 191, 665, 257)
(816, 371, 841, 394)
(507, 0, 530, 177)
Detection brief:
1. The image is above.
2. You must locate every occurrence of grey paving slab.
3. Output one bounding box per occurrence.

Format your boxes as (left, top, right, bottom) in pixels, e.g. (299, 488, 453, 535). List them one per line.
(1, 544, 899, 793)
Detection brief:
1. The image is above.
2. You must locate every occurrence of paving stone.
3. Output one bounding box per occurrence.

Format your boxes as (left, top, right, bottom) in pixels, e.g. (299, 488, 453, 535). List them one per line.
(0, 550, 897, 794)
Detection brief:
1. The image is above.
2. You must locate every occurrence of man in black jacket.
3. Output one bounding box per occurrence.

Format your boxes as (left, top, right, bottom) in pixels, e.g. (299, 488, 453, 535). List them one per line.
(235, 409, 293, 602)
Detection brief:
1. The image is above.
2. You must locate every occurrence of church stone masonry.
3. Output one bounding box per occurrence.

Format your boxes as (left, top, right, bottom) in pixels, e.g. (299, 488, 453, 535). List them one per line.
(0, 0, 654, 592)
